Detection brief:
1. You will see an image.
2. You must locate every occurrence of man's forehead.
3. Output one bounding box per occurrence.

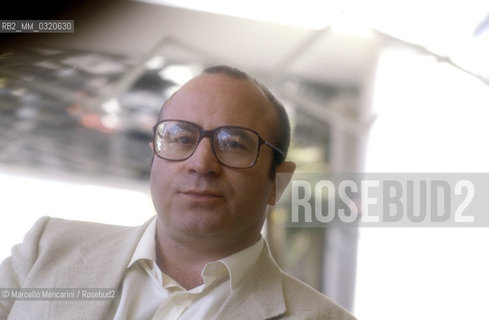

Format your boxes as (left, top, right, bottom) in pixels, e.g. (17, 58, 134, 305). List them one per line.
(158, 73, 279, 143)
(162, 73, 273, 117)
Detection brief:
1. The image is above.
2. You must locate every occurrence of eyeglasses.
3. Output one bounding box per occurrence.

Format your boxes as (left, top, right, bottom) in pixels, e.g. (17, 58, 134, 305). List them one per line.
(152, 120, 285, 169)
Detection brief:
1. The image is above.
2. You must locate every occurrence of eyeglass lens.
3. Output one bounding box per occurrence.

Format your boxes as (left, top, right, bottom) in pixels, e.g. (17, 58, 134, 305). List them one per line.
(154, 121, 260, 168)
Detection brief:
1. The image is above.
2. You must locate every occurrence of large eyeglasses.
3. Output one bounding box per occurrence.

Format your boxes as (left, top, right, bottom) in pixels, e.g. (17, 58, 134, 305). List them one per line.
(152, 120, 285, 169)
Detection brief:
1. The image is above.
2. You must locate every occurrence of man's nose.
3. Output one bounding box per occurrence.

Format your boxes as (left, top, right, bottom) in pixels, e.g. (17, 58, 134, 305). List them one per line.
(185, 137, 222, 175)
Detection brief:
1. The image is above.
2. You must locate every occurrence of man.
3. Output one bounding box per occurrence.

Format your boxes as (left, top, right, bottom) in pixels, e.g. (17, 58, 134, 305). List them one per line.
(0, 66, 355, 319)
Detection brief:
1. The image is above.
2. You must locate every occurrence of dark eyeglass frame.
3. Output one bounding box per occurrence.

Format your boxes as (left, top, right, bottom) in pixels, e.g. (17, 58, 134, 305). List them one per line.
(152, 119, 285, 169)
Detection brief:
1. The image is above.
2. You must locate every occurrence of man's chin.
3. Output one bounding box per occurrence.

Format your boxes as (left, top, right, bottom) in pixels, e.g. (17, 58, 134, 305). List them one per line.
(174, 212, 231, 235)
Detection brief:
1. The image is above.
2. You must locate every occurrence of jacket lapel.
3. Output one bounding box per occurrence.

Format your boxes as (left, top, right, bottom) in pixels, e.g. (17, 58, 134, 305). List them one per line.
(215, 241, 287, 320)
(49, 218, 152, 319)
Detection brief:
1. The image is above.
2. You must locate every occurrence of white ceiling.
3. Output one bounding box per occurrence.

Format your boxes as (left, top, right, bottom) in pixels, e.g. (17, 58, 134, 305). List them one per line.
(48, 0, 489, 87)
(51, 1, 382, 86)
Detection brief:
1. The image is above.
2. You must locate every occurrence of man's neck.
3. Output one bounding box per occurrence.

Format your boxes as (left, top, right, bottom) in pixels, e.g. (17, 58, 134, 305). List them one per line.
(154, 222, 258, 290)
(155, 233, 217, 290)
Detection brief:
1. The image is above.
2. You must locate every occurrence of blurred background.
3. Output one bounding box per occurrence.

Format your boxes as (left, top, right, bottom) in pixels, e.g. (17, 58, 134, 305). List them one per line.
(1, 0, 489, 319)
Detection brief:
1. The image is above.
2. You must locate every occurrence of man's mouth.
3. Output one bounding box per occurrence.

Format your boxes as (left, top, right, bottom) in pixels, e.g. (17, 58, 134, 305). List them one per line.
(180, 190, 224, 200)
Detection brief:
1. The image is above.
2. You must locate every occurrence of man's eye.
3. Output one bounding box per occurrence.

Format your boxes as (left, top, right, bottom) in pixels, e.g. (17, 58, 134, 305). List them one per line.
(224, 140, 242, 148)
(171, 135, 195, 144)
(221, 138, 249, 151)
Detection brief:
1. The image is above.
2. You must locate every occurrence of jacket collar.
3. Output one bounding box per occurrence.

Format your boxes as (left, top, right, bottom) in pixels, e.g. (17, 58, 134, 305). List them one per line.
(215, 240, 287, 320)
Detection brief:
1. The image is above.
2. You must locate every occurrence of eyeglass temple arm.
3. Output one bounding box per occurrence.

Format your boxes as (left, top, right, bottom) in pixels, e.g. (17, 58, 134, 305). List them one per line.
(264, 141, 285, 160)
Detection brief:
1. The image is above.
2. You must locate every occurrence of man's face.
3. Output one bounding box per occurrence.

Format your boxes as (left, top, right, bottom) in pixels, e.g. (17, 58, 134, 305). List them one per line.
(150, 73, 280, 248)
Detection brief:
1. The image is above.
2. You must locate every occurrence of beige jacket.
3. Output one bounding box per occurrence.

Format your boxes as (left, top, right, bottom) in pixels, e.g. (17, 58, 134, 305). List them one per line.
(0, 217, 355, 320)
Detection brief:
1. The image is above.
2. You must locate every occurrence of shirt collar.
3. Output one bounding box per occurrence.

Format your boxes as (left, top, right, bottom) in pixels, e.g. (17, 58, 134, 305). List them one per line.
(218, 237, 263, 290)
(128, 216, 157, 267)
(128, 216, 264, 291)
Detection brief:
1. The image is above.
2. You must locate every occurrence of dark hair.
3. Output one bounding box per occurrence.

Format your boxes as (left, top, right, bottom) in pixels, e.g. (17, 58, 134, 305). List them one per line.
(201, 65, 291, 168)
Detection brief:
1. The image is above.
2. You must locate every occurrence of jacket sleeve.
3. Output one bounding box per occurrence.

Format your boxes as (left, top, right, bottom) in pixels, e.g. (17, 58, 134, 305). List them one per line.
(0, 216, 50, 319)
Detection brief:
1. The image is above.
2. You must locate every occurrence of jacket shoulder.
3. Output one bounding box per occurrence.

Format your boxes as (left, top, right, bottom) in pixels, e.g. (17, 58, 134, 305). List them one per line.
(2, 216, 137, 280)
(40, 217, 134, 243)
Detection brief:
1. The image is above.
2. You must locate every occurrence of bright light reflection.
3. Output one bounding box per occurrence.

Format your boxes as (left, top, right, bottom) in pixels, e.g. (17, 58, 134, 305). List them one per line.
(355, 228, 489, 320)
(357, 48, 489, 319)
(146, 55, 167, 69)
(158, 65, 198, 85)
(367, 48, 489, 172)
(0, 172, 155, 261)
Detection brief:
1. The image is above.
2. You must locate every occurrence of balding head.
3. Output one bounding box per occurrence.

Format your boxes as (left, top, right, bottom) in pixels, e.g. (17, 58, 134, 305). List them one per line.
(159, 65, 291, 170)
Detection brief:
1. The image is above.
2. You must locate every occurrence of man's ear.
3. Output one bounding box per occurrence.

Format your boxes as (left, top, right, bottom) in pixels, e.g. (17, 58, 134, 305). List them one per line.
(268, 161, 296, 206)
(149, 142, 153, 151)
